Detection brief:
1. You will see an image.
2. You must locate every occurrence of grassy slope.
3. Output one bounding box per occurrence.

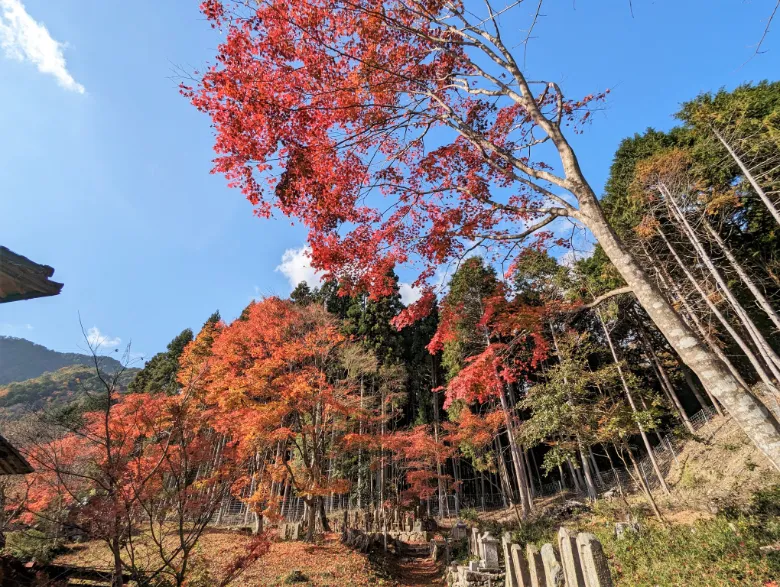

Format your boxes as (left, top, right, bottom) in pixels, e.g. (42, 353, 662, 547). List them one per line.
(471, 416, 780, 586)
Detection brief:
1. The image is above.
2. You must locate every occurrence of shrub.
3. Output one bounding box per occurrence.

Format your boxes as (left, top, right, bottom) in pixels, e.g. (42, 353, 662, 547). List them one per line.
(458, 508, 479, 523)
(750, 484, 780, 521)
(679, 468, 704, 489)
(4, 530, 64, 564)
(283, 569, 309, 584)
(449, 537, 471, 564)
(511, 517, 557, 548)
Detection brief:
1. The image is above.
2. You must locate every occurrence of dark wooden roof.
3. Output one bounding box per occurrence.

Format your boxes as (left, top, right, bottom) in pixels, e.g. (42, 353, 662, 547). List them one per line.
(0, 246, 63, 303)
(0, 434, 33, 475)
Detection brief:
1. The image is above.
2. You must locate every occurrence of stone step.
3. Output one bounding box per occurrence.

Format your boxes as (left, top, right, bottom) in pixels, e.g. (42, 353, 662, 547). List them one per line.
(401, 545, 431, 556)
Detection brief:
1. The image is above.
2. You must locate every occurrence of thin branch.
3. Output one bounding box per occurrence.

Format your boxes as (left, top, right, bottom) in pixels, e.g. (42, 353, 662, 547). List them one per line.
(753, 0, 780, 58)
(572, 286, 634, 313)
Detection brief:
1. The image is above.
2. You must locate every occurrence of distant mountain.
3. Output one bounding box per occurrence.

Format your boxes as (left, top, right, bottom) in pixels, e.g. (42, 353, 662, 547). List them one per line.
(0, 336, 125, 386)
(0, 364, 139, 419)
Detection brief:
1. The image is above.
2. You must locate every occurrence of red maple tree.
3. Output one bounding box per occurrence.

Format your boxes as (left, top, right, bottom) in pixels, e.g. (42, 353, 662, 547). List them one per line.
(18, 333, 265, 587)
(186, 0, 780, 474)
(185, 0, 602, 318)
(200, 298, 373, 540)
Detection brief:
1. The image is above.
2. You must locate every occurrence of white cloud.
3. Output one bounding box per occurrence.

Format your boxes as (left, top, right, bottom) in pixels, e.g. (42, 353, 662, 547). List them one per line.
(0, 0, 85, 93)
(398, 282, 422, 306)
(85, 326, 121, 350)
(559, 246, 594, 268)
(276, 246, 324, 290)
(559, 250, 578, 268)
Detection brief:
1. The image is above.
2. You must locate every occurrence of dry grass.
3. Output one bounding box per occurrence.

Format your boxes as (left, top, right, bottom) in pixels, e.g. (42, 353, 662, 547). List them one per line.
(661, 417, 779, 509)
(461, 416, 780, 528)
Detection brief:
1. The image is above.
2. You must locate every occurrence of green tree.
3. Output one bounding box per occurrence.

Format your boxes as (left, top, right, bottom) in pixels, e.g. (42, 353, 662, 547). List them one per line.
(439, 258, 500, 382)
(128, 328, 193, 395)
(343, 272, 405, 366)
(290, 282, 315, 306)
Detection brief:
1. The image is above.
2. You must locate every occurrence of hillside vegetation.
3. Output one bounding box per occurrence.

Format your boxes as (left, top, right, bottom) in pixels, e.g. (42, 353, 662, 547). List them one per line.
(0, 336, 125, 385)
(0, 364, 138, 419)
(470, 417, 780, 586)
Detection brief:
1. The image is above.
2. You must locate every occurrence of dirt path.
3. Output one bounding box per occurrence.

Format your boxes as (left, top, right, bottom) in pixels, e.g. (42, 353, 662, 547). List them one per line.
(377, 543, 445, 587)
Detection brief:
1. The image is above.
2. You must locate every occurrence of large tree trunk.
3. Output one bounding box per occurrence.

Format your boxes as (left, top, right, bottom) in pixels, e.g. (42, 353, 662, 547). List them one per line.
(576, 195, 780, 471)
(305, 498, 316, 542)
(318, 497, 331, 532)
(509, 59, 780, 470)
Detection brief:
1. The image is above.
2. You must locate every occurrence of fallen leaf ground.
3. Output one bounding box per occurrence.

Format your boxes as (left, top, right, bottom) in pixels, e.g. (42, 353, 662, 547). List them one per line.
(55, 531, 444, 586)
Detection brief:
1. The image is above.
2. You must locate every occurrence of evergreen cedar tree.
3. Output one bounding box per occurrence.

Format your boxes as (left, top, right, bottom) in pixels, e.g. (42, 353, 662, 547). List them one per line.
(128, 312, 220, 395)
(185, 0, 780, 469)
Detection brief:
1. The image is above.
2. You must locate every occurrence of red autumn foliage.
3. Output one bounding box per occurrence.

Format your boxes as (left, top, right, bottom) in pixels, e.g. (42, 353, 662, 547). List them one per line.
(444, 406, 504, 452)
(427, 260, 548, 409)
(18, 380, 263, 584)
(185, 0, 606, 324)
(387, 424, 453, 501)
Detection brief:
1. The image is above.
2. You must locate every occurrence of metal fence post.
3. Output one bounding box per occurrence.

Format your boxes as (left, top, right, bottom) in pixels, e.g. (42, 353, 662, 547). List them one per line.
(666, 437, 679, 466)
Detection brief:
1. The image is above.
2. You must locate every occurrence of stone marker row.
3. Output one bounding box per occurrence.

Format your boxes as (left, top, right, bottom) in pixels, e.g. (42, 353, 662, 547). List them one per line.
(506, 528, 612, 587)
(450, 526, 613, 587)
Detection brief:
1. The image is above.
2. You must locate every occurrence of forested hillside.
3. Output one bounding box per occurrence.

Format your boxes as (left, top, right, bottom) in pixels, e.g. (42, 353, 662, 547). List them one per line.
(0, 364, 138, 419)
(0, 336, 124, 385)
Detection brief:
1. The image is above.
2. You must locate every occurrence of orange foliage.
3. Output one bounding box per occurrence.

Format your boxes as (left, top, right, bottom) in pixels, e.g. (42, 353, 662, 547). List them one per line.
(200, 298, 370, 509)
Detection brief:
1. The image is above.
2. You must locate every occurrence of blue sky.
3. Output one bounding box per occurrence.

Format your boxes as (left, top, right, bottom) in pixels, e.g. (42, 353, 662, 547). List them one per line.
(0, 0, 778, 361)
